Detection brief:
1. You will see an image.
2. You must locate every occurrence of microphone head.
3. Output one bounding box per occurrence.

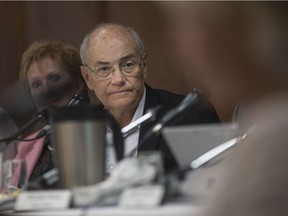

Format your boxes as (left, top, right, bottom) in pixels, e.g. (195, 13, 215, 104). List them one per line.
(68, 94, 90, 106)
(190, 88, 209, 102)
(176, 88, 203, 113)
(37, 108, 49, 121)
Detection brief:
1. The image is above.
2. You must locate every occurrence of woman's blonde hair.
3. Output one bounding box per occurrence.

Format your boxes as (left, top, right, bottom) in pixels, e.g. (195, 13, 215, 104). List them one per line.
(19, 39, 85, 88)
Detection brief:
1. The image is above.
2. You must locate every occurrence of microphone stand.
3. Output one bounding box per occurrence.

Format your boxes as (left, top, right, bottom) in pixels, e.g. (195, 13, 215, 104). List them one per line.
(35, 93, 91, 140)
(121, 105, 161, 139)
(127, 88, 203, 158)
(0, 110, 48, 151)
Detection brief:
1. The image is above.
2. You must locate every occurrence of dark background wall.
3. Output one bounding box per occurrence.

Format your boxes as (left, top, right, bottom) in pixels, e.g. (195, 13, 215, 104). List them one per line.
(0, 2, 189, 90)
(0, 1, 251, 122)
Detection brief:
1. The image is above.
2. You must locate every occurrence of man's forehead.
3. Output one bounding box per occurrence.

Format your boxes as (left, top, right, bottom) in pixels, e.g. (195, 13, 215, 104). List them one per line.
(87, 30, 138, 62)
(92, 28, 134, 47)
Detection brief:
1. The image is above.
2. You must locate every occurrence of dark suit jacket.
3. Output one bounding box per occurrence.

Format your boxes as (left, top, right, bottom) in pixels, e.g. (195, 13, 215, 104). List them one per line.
(137, 85, 221, 172)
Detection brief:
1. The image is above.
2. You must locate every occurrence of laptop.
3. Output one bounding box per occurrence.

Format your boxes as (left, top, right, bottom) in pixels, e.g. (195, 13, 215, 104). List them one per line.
(162, 123, 241, 168)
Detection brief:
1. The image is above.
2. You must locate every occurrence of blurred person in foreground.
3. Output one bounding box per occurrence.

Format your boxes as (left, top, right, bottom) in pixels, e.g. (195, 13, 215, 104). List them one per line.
(0, 107, 19, 192)
(161, 1, 288, 215)
(14, 40, 88, 182)
(80, 23, 220, 173)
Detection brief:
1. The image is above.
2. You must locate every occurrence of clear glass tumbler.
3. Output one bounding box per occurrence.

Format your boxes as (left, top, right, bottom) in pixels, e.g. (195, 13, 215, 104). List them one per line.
(2, 159, 26, 195)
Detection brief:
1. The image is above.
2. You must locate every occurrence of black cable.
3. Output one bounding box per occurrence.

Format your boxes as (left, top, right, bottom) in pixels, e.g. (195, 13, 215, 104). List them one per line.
(0, 93, 90, 149)
(0, 110, 48, 151)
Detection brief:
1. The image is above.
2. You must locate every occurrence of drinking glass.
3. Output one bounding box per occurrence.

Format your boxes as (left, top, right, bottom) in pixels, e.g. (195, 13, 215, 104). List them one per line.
(2, 159, 26, 195)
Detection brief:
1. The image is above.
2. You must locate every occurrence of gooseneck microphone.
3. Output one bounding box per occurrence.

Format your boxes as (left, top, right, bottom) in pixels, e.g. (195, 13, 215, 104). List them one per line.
(0, 93, 90, 151)
(127, 88, 203, 157)
(0, 109, 48, 151)
(67, 93, 90, 107)
(121, 105, 161, 139)
(36, 93, 90, 139)
(152, 88, 203, 135)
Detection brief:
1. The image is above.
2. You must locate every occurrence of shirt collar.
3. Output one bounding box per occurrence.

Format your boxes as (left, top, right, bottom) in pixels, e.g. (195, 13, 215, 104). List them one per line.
(130, 87, 146, 126)
(106, 87, 146, 132)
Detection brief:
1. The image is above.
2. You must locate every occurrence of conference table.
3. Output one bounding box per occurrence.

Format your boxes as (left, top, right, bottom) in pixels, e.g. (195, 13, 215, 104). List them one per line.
(0, 125, 229, 216)
(0, 153, 225, 216)
(1, 202, 202, 216)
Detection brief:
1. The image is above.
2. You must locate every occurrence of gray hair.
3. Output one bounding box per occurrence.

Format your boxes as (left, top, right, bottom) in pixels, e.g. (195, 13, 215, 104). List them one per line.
(80, 23, 145, 65)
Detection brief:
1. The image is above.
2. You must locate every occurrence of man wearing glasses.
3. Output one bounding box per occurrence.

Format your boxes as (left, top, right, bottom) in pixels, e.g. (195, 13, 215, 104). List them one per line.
(80, 23, 220, 173)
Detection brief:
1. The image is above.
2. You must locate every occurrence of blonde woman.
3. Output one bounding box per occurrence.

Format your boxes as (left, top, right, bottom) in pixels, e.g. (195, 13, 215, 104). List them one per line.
(16, 39, 87, 182)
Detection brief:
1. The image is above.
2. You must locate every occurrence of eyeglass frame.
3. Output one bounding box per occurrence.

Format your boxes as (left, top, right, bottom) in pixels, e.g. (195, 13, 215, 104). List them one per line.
(83, 57, 144, 80)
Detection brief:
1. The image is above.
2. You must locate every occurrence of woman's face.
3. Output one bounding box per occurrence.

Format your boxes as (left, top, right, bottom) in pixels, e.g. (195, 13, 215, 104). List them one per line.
(26, 57, 83, 111)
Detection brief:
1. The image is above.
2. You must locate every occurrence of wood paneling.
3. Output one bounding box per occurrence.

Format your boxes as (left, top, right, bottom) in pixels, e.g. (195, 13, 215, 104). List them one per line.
(0, 1, 240, 122)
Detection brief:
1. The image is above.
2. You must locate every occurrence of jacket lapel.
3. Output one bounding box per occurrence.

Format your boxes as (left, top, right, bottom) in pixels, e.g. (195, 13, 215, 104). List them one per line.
(138, 85, 161, 151)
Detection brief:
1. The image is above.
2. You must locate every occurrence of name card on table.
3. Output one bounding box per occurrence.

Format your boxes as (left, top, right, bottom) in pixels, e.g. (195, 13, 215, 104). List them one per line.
(119, 184, 165, 207)
(14, 189, 72, 211)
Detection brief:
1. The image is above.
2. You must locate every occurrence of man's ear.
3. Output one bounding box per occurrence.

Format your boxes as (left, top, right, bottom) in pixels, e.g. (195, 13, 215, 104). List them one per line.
(142, 53, 148, 78)
(80, 66, 94, 90)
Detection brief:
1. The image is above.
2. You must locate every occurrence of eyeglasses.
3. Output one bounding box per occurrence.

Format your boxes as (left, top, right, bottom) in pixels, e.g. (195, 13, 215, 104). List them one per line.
(84, 59, 142, 80)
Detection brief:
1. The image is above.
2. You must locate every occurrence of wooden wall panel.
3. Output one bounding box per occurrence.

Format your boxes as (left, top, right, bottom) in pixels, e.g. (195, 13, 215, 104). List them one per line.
(0, 2, 23, 90)
(105, 1, 190, 95)
(0, 1, 243, 122)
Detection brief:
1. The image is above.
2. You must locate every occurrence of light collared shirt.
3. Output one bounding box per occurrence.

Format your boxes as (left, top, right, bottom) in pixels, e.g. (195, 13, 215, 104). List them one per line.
(106, 87, 146, 174)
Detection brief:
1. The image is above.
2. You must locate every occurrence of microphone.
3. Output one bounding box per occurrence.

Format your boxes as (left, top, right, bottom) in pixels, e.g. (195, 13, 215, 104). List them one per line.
(67, 93, 90, 106)
(121, 105, 161, 139)
(151, 88, 203, 135)
(0, 93, 91, 150)
(127, 88, 204, 157)
(36, 93, 90, 139)
(0, 109, 48, 146)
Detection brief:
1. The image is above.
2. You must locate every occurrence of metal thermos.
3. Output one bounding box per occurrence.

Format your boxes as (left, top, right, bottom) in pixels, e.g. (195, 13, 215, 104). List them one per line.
(49, 106, 107, 189)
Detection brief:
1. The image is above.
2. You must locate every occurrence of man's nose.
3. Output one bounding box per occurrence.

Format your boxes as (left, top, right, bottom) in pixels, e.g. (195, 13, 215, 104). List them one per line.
(110, 67, 125, 85)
